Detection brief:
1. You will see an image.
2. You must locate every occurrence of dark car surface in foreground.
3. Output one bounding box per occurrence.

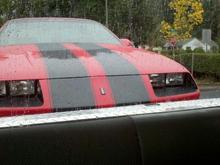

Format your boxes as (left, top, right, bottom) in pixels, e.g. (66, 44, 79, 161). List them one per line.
(0, 18, 200, 117)
(0, 99, 220, 164)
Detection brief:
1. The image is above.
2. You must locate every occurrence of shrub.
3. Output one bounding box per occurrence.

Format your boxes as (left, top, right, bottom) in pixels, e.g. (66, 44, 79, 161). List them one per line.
(211, 46, 219, 53)
(193, 48, 205, 53)
(186, 47, 193, 53)
(163, 53, 220, 79)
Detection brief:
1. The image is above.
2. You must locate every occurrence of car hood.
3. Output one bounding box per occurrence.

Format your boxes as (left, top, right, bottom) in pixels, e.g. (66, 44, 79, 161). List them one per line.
(0, 43, 188, 81)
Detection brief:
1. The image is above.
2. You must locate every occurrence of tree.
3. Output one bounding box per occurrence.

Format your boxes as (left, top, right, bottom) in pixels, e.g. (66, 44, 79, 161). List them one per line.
(1, 0, 219, 47)
(160, 0, 204, 41)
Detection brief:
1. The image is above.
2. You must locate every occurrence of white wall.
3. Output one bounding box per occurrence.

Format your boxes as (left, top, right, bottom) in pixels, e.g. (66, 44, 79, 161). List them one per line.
(182, 38, 210, 52)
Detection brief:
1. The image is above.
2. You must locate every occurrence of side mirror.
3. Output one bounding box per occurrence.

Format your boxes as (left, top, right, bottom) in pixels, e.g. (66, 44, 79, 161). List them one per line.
(120, 38, 134, 47)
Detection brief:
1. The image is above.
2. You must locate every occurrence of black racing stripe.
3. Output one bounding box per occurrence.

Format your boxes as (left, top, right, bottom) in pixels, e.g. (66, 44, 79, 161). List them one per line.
(108, 76, 150, 105)
(37, 43, 88, 78)
(37, 43, 95, 111)
(76, 43, 150, 105)
(49, 78, 95, 111)
(75, 43, 138, 76)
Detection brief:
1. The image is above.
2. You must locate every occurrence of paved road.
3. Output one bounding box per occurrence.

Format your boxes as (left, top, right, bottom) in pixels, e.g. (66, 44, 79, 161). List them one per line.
(200, 88, 220, 99)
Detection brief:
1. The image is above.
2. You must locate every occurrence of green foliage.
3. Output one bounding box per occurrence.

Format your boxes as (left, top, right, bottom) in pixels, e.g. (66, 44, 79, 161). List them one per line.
(0, 0, 169, 46)
(186, 47, 193, 53)
(211, 46, 219, 53)
(193, 48, 205, 53)
(165, 53, 220, 78)
(0, 0, 219, 46)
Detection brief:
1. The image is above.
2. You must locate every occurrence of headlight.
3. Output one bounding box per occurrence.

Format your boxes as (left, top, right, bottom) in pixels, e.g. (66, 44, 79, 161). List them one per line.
(9, 80, 35, 96)
(0, 81, 6, 96)
(149, 74, 165, 87)
(0, 80, 44, 108)
(166, 73, 184, 86)
(150, 73, 184, 88)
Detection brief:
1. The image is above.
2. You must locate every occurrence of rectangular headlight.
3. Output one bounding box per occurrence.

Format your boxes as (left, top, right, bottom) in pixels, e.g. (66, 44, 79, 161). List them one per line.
(0, 81, 6, 96)
(9, 80, 35, 96)
(166, 73, 184, 86)
(150, 73, 184, 88)
(149, 74, 166, 88)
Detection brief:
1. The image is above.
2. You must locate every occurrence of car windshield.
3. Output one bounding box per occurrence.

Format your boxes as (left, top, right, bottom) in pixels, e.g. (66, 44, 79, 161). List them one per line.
(0, 19, 120, 46)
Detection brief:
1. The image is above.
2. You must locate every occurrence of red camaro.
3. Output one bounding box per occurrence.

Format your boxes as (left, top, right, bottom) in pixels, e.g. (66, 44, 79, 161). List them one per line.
(0, 18, 200, 117)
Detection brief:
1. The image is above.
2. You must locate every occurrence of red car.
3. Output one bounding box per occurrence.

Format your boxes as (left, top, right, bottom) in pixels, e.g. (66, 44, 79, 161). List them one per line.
(0, 18, 200, 117)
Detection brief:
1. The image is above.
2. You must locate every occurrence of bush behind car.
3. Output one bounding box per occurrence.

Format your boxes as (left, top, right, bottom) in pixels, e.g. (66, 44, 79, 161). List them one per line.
(160, 50, 220, 79)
